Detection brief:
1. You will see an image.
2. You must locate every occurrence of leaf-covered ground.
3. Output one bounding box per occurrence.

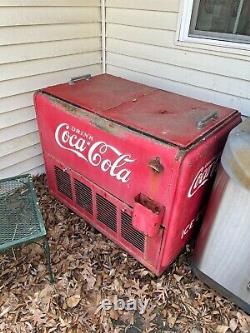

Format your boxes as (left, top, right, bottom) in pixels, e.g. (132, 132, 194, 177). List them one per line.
(0, 175, 249, 333)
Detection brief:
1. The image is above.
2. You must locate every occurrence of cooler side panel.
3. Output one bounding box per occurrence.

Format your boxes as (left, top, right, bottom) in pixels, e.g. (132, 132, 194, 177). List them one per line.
(159, 114, 241, 274)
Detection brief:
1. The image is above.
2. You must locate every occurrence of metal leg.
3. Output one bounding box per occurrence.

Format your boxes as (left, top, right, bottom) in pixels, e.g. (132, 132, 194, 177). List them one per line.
(43, 238, 55, 283)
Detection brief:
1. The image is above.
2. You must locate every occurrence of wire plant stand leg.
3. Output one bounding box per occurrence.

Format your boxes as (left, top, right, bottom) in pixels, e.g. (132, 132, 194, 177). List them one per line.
(43, 238, 55, 283)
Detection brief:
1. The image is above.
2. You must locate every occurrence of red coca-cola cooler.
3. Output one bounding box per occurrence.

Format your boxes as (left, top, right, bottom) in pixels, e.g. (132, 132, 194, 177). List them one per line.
(34, 74, 241, 276)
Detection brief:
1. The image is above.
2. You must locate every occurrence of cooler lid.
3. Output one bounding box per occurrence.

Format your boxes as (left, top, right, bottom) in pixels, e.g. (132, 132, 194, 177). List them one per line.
(42, 74, 239, 148)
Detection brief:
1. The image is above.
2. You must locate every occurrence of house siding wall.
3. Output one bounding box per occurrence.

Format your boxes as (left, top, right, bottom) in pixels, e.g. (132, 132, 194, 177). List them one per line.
(106, 0, 250, 117)
(0, 0, 102, 178)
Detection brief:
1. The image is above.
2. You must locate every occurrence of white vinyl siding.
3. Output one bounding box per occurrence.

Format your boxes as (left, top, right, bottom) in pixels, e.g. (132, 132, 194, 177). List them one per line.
(0, 0, 102, 178)
(106, 0, 250, 117)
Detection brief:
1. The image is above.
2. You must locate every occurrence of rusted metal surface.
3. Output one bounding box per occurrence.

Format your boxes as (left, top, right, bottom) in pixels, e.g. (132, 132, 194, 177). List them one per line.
(148, 157, 164, 173)
(47, 95, 86, 117)
(135, 193, 163, 214)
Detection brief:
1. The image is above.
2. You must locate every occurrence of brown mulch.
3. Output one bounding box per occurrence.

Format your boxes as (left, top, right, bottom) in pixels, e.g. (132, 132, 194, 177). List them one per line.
(0, 175, 249, 333)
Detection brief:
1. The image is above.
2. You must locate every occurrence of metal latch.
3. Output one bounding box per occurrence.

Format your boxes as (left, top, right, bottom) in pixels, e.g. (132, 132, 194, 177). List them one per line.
(197, 111, 218, 129)
(69, 74, 92, 85)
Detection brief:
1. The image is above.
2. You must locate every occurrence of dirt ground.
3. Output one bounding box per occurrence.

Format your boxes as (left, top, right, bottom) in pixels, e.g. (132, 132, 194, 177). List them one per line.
(0, 175, 249, 333)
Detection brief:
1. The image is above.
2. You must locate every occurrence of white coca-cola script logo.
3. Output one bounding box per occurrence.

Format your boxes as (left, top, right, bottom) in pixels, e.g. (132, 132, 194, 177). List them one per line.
(188, 157, 219, 198)
(55, 123, 135, 183)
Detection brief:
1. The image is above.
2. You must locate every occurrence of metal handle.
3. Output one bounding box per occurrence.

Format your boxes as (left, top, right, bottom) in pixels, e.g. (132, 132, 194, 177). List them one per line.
(197, 111, 218, 129)
(69, 74, 92, 85)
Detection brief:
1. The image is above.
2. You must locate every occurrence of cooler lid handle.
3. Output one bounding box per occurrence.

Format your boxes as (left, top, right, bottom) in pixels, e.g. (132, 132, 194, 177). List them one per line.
(68, 74, 92, 85)
(197, 111, 218, 129)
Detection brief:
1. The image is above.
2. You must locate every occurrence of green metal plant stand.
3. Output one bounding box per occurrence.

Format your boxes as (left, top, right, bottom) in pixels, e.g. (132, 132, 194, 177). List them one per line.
(0, 174, 55, 283)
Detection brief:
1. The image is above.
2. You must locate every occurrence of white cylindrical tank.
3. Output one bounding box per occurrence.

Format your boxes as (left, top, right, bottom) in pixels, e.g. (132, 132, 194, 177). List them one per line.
(193, 119, 250, 314)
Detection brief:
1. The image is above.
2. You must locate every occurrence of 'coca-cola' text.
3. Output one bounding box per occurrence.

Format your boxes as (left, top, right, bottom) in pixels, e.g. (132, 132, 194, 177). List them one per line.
(188, 157, 219, 198)
(55, 123, 135, 183)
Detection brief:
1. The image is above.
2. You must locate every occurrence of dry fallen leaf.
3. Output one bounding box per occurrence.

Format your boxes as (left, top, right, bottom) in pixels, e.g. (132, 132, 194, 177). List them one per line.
(191, 329, 202, 333)
(33, 309, 46, 325)
(167, 312, 178, 329)
(0, 307, 10, 319)
(66, 295, 81, 308)
(173, 274, 183, 282)
(229, 318, 238, 332)
(216, 325, 229, 333)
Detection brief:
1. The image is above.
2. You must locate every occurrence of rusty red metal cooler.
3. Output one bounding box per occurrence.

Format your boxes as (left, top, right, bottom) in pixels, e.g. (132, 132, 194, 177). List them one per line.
(34, 74, 241, 276)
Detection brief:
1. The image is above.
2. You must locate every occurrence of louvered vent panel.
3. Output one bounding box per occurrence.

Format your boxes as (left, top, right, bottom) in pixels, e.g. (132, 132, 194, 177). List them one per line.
(55, 166, 72, 199)
(96, 194, 117, 232)
(121, 212, 145, 252)
(74, 179, 93, 215)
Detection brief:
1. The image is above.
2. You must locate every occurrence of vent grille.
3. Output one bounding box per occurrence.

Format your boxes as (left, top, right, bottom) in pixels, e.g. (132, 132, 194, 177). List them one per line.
(121, 212, 145, 252)
(96, 194, 117, 232)
(55, 166, 72, 199)
(74, 179, 93, 215)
